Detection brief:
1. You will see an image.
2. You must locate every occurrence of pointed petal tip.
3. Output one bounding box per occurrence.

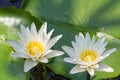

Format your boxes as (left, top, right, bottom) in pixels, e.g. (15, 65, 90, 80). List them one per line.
(56, 51, 64, 56)
(20, 24, 25, 30)
(63, 58, 74, 63)
(103, 66, 114, 72)
(78, 32, 84, 37)
(31, 22, 36, 28)
(108, 68, 114, 72)
(51, 29, 54, 32)
(86, 33, 90, 38)
(63, 58, 67, 62)
(86, 32, 90, 36)
(24, 68, 29, 72)
(61, 45, 67, 49)
(55, 34, 63, 41)
(78, 32, 83, 35)
(45, 50, 64, 58)
(61, 51, 64, 55)
(70, 71, 74, 74)
(44, 21, 47, 24)
(31, 22, 35, 25)
(58, 34, 63, 38)
(108, 48, 117, 54)
(96, 63, 114, 72)
(87, 69, 95, 76)
(43, 22, 47, 26)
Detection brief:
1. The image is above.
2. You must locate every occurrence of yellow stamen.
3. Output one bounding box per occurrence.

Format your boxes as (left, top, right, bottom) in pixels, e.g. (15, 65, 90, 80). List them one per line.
(80, 50, 97, 62)
(26, 41, 44, 57)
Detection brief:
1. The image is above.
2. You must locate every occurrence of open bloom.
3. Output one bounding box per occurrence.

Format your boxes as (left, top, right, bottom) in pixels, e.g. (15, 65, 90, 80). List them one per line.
(62, 33, 116, 76)
(7, 22, 64, 72)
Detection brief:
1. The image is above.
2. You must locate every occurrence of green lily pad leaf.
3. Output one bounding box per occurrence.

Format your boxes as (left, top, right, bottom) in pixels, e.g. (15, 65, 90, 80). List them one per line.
(0, 7, 41, 80)
(23, 0, 120, 79)
(0, 7, 41, 29)
(23, 0, 120, 38)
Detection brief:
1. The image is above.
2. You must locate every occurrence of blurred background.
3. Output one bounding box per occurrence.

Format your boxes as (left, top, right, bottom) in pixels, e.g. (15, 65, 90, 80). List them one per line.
(0, 0, 22, 8)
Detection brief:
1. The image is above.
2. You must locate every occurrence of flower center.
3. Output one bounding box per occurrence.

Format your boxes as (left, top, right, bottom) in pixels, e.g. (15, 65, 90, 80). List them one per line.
(80, 50, 97, 62)
(26, 41, 44, 57)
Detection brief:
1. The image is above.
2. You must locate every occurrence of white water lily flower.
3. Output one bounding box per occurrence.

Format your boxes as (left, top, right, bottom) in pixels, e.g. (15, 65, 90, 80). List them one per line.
(62, 33, 116, 76)
(7, 22, 64, 72)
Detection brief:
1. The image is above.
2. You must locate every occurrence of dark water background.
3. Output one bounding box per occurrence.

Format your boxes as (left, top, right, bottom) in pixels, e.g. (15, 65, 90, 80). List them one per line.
(0, 0, 22, 8)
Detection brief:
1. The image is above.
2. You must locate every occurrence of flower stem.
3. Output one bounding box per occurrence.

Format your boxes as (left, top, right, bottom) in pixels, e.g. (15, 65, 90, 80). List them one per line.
(86, 71, 90, 80)
(37, 64, 44, 80)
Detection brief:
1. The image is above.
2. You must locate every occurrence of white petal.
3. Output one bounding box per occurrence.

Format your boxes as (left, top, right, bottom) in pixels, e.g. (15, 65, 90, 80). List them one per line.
(42, 29, 54, 46)
(96, 48, 116, 63)
(62, 45, 75, 58)
(45, 35, 62, 50)
(24, 59, 38, 72)
(85, 33, 91, 44)
(94, 38, 104, 49)
(18, 32, 26, 43)
(87, 68, 94, 76)
(71, 41, 79, 53)
(39, 57, 48, 63)
(75, 35, 79, 43)
(26, 27, 34, 41)
(70, 65, 85, 74)
(43, 50, 53, 56)
(102, 48, 116, 59)
(95, 63, 114, 72)
(38, 22, 47, 37)
(96, 41, 108, 56)
(75, 33, 84, 45)
(42, 22, 47, 36)
(20, 24, 26, 35)
(77, 33, 86, 50)
(78, 32, 84, 38)
(38, 22, 47, 42)
(45, 50, 64, 58)
(20, 26, 33, 42)
(10, 52, 29, 58)
(74, 33, 86, 50)
(91, 35, 95, 45)
(63, 58, 75, 64)
(31, 22, 37, 36)
(7, 40, 24, 53)
(63, 57, 82, 64)
(46, 29, 54, 40)
(97, 47, 106, 56)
